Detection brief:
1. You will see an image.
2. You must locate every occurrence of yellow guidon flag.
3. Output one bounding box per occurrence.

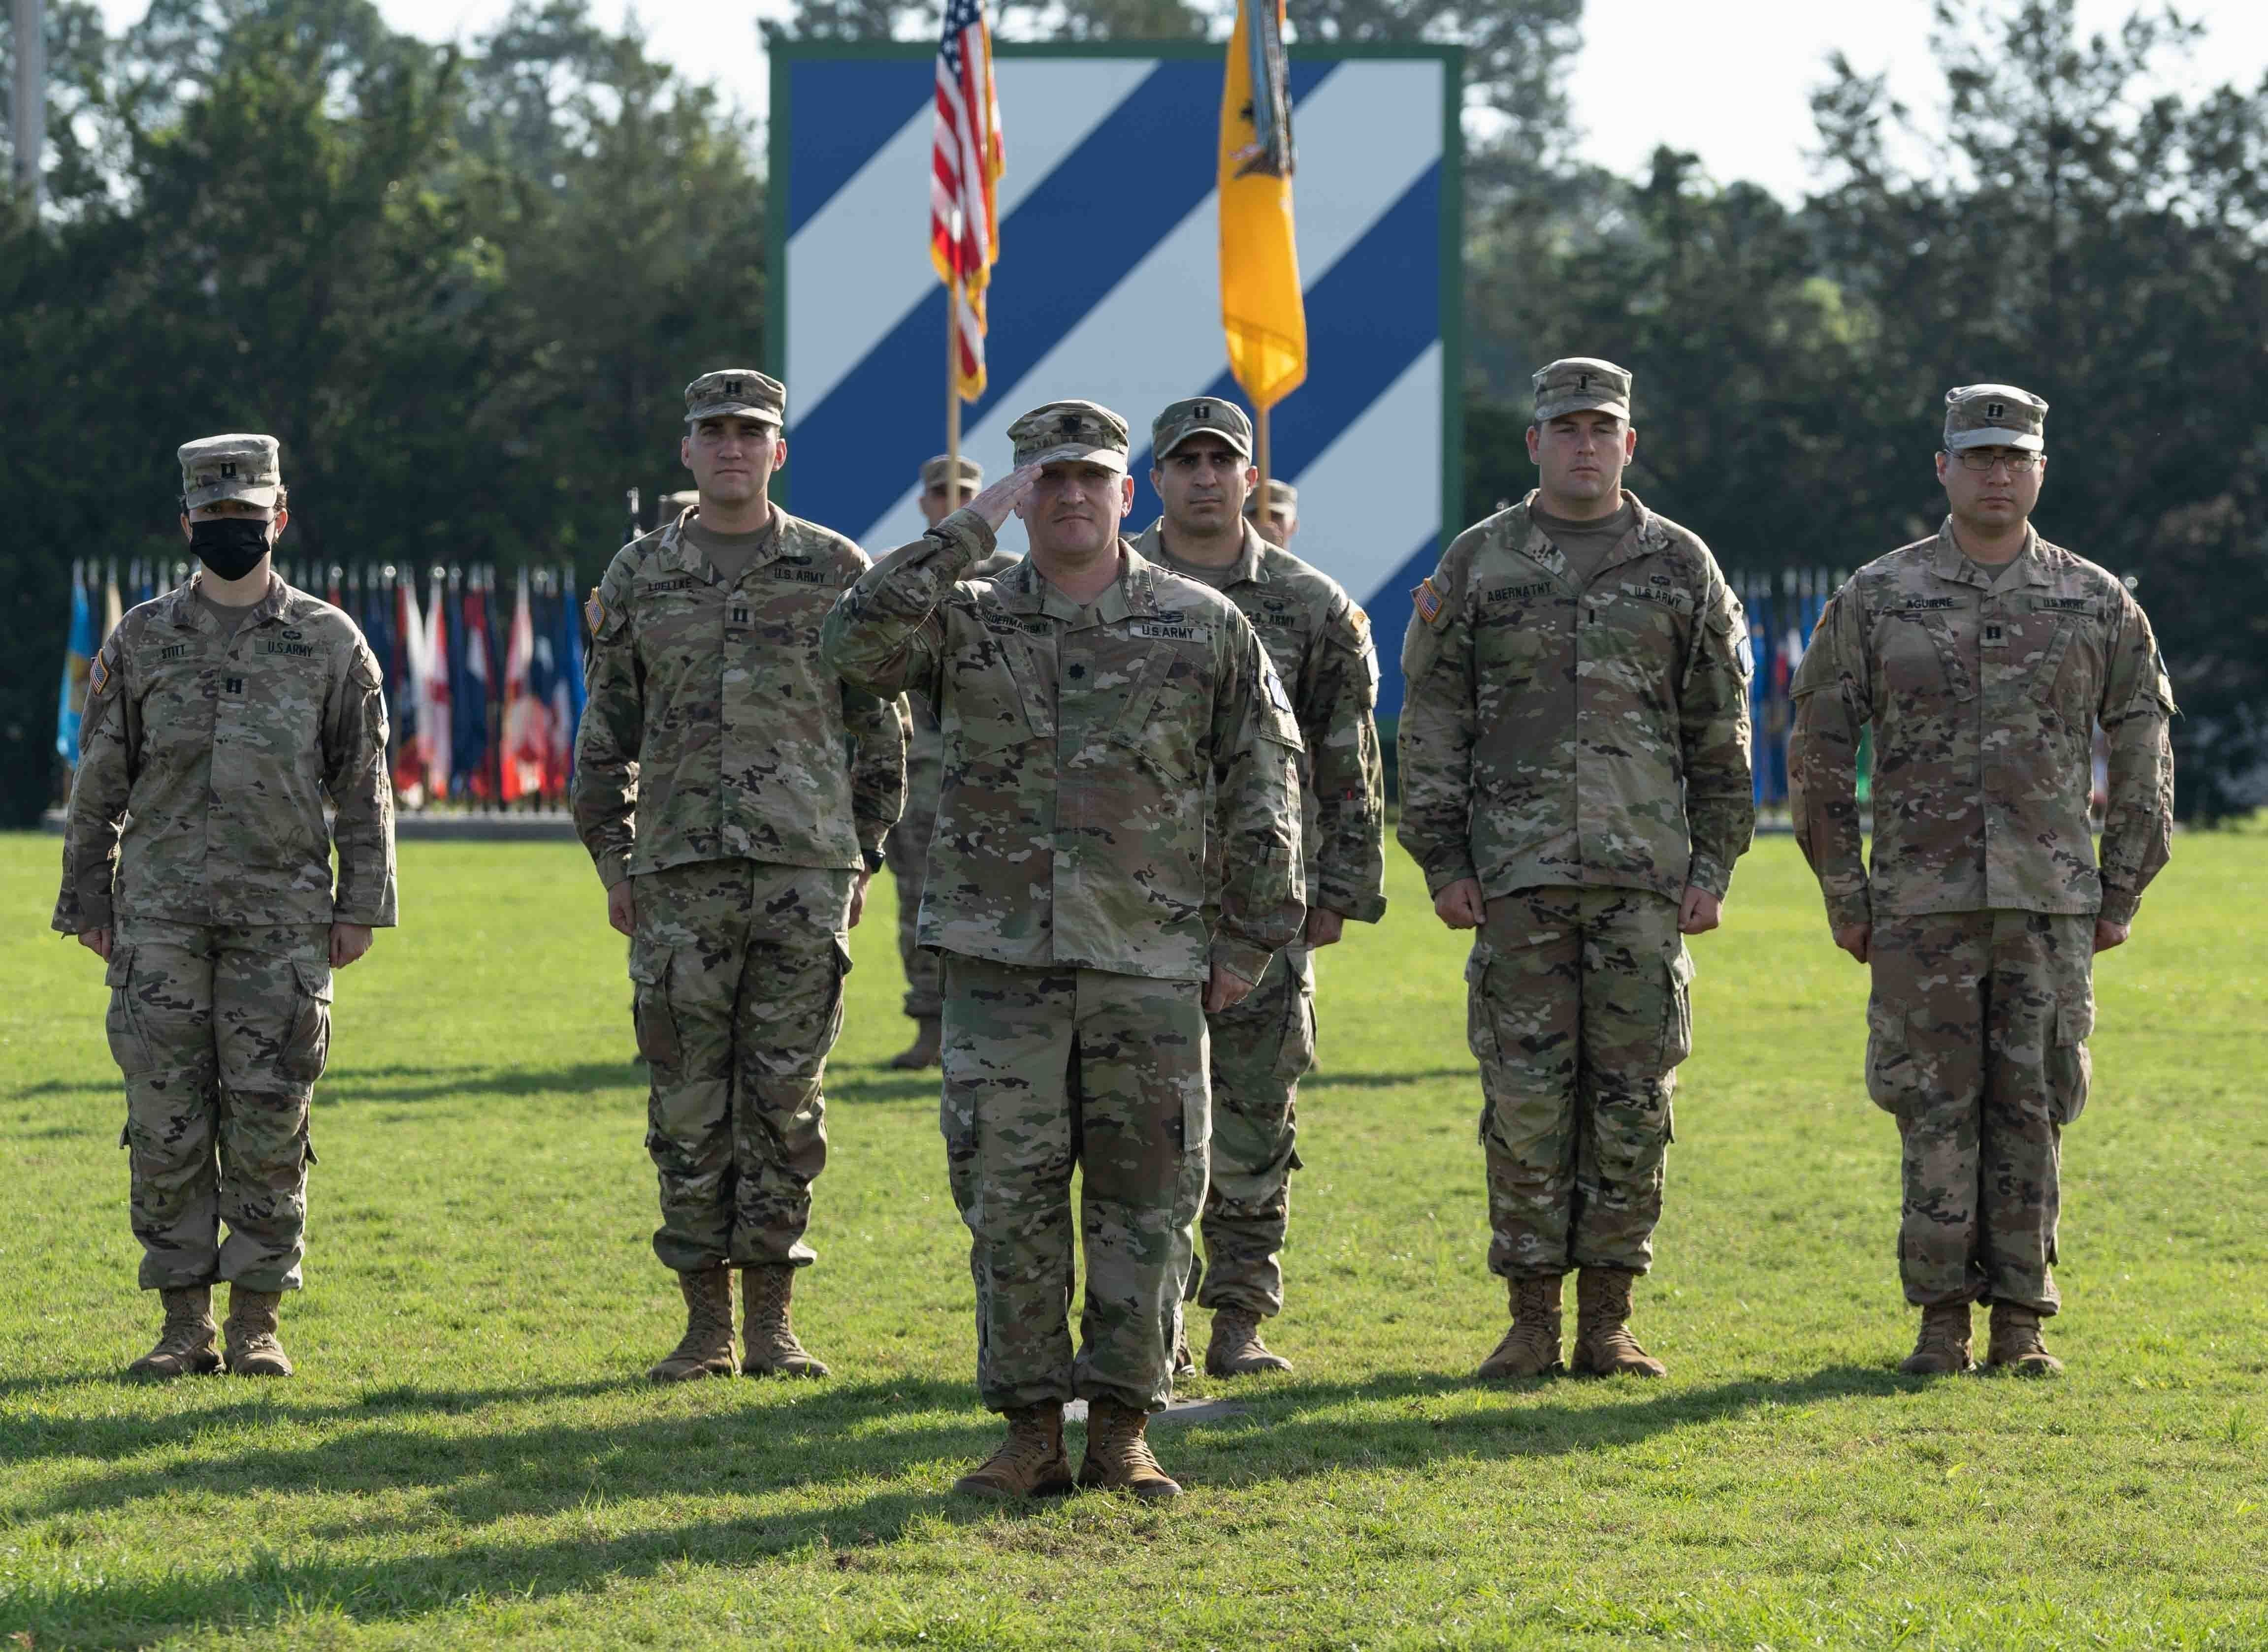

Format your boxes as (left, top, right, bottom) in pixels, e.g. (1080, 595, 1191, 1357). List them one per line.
(1218, 0, 1305, 412)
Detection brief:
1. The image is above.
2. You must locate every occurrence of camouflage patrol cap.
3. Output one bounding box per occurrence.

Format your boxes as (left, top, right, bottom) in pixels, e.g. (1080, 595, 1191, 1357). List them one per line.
(920, 453, 985, 491)
(1533, 356, 1632, 423)
(179, 433, 282, 509)
(1244, 478, 1298, 515)
(684, 369, 785, 427)
(1007, 399, 1130, 470)
(1151, 395, 1253, 460)
(1943, 383, 2047, 452)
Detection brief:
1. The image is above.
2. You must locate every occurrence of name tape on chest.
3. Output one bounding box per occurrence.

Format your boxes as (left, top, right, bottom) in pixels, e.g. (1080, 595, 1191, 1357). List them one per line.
(1133, 620, 1201, 642)
(1481, 581, 1555, 607)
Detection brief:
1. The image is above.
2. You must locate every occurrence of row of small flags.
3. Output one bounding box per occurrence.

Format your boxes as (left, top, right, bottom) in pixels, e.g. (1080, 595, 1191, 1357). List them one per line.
(57, 559, 589, 809)
(60, 557, 1858, 811)
(1733, 568, 1853, 807)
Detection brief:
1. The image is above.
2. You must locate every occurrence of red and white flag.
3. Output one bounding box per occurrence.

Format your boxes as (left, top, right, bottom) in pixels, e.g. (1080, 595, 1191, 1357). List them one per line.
(931, 0, 1003, 399)
(501, 566, 544, 803)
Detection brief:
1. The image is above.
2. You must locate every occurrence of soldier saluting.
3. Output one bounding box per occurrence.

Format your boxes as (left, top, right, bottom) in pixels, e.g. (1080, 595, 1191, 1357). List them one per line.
(1131, 397, 1386, 1378)
(1790, 384, 2176, 1376)
(575, 370, 907, 1384)
(1398, 358, 1754, 1381)
(56, 434, 396, 1380)
(823, 400, 1305, 1502)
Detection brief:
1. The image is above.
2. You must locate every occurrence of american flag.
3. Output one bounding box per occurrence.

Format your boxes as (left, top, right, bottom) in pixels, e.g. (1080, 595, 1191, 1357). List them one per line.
(931, 0, 1002, 399)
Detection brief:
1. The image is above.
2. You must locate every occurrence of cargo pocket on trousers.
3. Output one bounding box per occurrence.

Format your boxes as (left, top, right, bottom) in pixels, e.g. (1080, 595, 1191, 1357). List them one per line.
(1659, 943, 1696, 1069)
(2047, 989, 2095, 1126)
(627, 942, 683, 1068)
(103, 947, 155, 1077)
(1465, 942, 1500, 1145)
(1273, 971, 1319, 1084)
(280, 961, 334, 1084)
(1864, 1000, 1918, 1114)
(827, 938, 854, 1047)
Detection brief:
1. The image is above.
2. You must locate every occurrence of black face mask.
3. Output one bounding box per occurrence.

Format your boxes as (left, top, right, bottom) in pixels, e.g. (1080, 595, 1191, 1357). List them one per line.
(189, 517, 272, 581)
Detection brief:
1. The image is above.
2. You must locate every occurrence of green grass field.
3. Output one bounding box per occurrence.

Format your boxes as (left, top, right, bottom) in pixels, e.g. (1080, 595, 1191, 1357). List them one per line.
(2, 829, 2265, 1650)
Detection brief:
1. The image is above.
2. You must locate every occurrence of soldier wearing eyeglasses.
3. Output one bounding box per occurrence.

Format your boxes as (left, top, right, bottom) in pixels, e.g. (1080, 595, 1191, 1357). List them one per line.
(1789, 384, 2175, 1378)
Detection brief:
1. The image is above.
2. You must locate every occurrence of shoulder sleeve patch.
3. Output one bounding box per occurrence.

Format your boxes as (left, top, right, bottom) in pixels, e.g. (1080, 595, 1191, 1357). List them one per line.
(1261, 650, 1295, 714)
(1412, 576, 1446, 628)
(584, 590, 608, 636)
(89, 644, 115, 698)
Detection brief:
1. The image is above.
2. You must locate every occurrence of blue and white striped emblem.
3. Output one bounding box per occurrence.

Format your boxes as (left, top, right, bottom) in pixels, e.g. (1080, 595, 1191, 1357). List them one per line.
(770, 45, 1458, 715)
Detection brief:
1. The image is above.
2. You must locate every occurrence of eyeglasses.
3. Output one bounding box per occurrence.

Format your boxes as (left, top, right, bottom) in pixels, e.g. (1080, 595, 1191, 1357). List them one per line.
(1952, 449, 2041, 472)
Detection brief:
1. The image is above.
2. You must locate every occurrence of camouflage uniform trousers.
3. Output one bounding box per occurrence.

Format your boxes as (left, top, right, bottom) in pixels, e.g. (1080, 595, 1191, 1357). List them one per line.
(884, 722, 943, 1020)
(103, 918, 332, 1293)
(1188, 944, 1316, 1319)
(629, 859, 853, 1274)
(940, 954, 1210, 1414)
(1466, 888, 1694, 1280)
(1866, 909, 2095, 1315)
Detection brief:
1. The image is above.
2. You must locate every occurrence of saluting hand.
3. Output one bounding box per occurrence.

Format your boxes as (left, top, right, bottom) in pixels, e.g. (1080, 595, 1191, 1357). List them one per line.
(966, 463, 1042, 531)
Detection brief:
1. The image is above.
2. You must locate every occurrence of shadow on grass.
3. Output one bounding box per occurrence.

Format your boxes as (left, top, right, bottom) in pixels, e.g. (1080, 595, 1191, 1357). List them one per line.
(1300, 1066, 1475, 1091)
(10, 1364, 1924, 1641)
(17, 1376, 993, 1517)
(313, 1061, 643, 1106)
(1169, 1362, 1916, 1482)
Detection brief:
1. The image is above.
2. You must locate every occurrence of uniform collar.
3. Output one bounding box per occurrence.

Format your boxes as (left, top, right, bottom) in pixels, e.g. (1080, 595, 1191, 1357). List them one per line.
(1931, 518, 2044, 588)
(166, 571, 293, 631)
(1513, 488, 1661, 581)
(990, 540, 1164, 623)
(1131, 516, 1265, 588)
(658, 506, 785, 584)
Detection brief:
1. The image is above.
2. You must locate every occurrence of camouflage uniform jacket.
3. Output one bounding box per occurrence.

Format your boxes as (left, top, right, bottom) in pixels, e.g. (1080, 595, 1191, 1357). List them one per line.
(574, 508, 907, 889)
(1396, 490, 1755, 904)
(1131, 518, 1387, 924)
(1788, 521, 2175, 928)
(903, 547, 1023, 758)
(821, 508, 1307, 986)
(53, 574, 395, 932)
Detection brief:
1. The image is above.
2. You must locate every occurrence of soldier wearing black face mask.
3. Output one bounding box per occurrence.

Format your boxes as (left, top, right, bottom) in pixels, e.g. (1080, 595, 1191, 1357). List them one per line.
(54, 433, 397, 1383)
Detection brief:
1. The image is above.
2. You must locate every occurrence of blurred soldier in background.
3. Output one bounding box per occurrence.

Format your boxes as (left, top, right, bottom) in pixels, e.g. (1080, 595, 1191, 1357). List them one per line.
(823, 400, 1305, 1502)
(1399, 358, 1753, 1381)
(1245, 478, 1299, 547)
(56, 433, 396, 1380)
(1133, 396, 1385, 1378)
(1789, 384, 2176, 1377)
(884, 453, 1019, 1070)
(575, 370, 907, 1384)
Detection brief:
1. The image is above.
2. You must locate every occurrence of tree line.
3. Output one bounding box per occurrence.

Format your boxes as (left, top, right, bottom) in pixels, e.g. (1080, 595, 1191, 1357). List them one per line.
(4, 0, 2263, 821)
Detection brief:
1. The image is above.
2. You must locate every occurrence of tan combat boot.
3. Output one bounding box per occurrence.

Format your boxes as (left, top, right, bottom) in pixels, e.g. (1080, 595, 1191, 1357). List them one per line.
(127, 1286, 221, 1380)
(1898, 1302, 1975, 1375)
(952, 1403, 1073, 1498)
(1477, 1274, 1564, 1379)
(222, 1287, 293, 1377)
(1570, 1268, 1666, 1378)
(648, 1266, 736, 1382)
(1206, 1307, 1292, 1376)
(1986, 1303, 2064, 1376)
(742, 1264, 829, 1377)
(888, 1016, 942, 1071)
(1077, 1397, 1182, 1500)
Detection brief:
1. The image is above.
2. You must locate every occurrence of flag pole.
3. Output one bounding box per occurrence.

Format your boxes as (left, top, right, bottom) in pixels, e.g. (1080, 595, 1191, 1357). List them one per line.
(1254, 404, 1271, 505)
(946, 272, 963, 479)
